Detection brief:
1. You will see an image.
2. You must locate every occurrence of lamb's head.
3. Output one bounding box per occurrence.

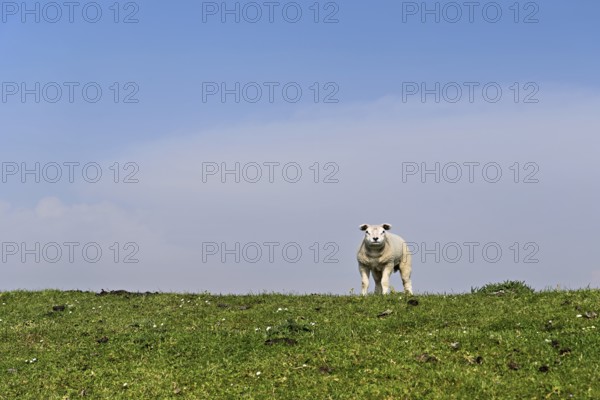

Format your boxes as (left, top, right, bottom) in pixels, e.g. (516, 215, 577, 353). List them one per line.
(359, 223, 392, 247)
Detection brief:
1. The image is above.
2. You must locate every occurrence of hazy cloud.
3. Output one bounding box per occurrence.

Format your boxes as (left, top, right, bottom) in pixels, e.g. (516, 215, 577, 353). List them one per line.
(2, 90, 599, 293)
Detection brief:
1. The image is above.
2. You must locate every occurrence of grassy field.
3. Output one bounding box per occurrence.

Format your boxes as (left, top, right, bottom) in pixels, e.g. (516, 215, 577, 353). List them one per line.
(0, 283, 598, 399)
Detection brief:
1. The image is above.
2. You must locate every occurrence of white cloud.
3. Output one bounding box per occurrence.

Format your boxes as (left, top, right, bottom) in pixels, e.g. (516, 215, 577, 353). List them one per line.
(34, 197, 66, 218)
(2, 88, 600, 293)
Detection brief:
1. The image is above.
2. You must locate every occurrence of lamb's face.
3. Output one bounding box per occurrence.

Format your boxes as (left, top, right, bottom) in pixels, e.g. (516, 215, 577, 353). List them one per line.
(360, 224, 392, 247)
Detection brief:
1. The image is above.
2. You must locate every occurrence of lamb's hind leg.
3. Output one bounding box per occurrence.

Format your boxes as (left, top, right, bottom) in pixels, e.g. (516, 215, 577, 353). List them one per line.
(399, 243, 413, 295)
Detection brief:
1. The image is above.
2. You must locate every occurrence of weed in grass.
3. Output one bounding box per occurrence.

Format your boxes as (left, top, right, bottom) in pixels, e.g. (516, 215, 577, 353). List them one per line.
(471, 280, 534, 295)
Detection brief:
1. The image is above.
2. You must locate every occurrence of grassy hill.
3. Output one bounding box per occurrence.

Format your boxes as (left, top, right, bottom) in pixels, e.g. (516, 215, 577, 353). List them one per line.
(0, 283, 598, 399)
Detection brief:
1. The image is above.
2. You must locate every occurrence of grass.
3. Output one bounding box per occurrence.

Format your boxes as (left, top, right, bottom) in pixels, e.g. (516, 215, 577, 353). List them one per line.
(0, 285, 598, 399)
(471, 280, 535, 295)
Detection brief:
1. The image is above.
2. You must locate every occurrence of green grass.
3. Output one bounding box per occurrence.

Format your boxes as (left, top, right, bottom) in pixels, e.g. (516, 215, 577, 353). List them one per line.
(471, 280, 535, 295)
(0, 285, 599, 399)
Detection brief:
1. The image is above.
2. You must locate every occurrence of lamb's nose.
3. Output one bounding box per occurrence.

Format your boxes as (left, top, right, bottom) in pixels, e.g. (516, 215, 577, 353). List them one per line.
(373, 237, 379, 242)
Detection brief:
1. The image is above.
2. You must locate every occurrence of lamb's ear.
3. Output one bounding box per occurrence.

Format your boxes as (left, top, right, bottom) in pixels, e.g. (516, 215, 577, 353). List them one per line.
(359, 224, 369, 231)
(382, 223, 392, 230)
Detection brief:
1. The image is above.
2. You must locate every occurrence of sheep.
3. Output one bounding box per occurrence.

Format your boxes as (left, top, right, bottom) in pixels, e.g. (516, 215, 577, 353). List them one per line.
(357, 223, 413, 295)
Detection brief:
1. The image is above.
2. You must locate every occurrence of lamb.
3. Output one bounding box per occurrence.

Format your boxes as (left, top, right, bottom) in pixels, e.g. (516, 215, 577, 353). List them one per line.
(357, 223, 413, 295)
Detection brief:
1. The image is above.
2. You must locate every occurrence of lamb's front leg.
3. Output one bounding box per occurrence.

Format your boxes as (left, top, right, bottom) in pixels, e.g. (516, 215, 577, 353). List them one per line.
(373, 270, 383, 294)
(380, 265, 393, 294)
(359, 264, 371, 295)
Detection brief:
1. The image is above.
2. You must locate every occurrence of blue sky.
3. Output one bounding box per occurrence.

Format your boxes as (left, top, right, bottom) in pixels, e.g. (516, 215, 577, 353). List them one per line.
(2, 0, 599, 152)
(1, 1, 599, 293)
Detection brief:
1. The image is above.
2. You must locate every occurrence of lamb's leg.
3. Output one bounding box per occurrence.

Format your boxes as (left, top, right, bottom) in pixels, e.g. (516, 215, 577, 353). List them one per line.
(400, 243, 413, 295)
(359, 264, 371, 295)
(381, 266, 393, 294)
(373, 270, 383, 294)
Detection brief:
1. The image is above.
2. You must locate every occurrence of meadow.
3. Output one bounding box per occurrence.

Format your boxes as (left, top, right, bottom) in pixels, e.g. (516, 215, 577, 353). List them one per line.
(0, 282, 598, 399)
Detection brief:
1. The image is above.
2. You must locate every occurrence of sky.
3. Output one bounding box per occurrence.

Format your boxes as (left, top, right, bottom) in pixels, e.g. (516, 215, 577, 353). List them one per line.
(1, 0, 599, 294)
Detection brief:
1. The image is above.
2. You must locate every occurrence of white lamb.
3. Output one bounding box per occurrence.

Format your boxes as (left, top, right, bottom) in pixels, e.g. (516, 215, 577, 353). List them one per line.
(357, 223, 413, 295)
